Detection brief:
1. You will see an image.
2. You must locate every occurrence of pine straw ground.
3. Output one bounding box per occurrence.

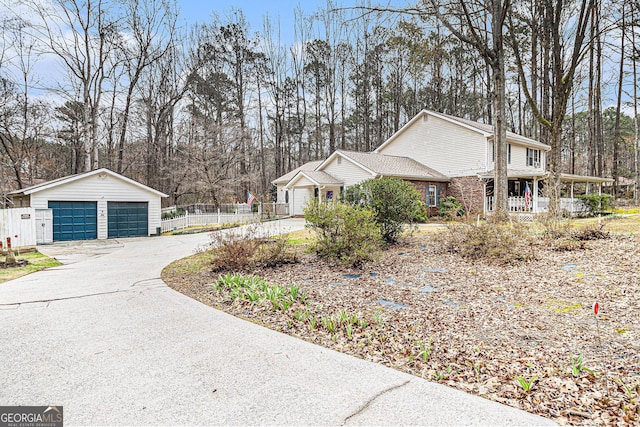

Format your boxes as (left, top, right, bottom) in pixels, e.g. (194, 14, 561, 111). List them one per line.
(163, 220, 640, 426)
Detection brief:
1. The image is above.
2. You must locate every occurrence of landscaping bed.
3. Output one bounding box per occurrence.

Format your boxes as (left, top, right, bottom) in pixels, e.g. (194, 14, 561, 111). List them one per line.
(163, 224, 640, 426)
(0, 251, 62, 284)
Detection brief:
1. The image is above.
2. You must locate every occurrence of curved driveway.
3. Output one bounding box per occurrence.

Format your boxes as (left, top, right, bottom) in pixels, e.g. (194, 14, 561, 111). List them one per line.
(0, 219, 554, 425)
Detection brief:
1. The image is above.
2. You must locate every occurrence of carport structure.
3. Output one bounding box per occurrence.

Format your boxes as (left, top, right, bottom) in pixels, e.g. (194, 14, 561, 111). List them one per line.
(9, 168, 167, 241)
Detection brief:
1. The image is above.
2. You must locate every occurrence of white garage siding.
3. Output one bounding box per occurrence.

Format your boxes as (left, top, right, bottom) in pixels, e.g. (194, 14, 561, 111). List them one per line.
(27, 172, 164, 239)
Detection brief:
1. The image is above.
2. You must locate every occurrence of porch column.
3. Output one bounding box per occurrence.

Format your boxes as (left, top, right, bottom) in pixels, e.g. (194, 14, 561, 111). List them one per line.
(570, 182, 575, 214)
(482, 181, 487, 215)
(533, 179, 539, 213)
(291, 188, 295, 216)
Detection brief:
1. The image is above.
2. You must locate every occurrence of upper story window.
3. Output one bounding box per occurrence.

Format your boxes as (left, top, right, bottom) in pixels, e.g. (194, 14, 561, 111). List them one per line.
(491, 143, 512, 164)
(526, 148, 541, 167)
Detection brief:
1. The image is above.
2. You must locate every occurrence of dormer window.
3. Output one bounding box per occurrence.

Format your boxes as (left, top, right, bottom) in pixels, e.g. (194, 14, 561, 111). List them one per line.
(526, 148, 541, 167)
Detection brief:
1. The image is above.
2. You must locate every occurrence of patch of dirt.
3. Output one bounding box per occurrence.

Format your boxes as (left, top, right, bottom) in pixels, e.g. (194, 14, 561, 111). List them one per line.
(163, 232, 640, 426)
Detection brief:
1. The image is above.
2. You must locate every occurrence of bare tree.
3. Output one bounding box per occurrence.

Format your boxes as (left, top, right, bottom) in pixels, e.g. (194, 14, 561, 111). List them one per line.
(27, 0, 120, 171)
(426, 0, 511, 215)
(509, 0, 594, 214)
(115, 0, 178, 173)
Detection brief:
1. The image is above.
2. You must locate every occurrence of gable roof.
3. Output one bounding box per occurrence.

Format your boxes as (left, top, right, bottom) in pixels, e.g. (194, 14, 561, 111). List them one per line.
(322, 150, 449, 182)
(375, 110, 551, 153)
(10, 168, 168, 197)
(272, 160, 323, 184)
(285, 170, 343, 188)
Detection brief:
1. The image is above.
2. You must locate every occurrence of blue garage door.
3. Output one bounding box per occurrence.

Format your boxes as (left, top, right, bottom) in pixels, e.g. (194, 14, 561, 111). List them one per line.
(108, 202, 148, 238)
(49, 201, 98, 241)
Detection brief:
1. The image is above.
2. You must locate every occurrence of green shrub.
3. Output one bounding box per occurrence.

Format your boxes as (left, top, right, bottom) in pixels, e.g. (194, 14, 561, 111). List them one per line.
(304, 199, 381, 266)
(162, 209, 185, 219)
(344, 177, 425, 243)
(439, 196, 465, 219)
(577, 194, 615, 213)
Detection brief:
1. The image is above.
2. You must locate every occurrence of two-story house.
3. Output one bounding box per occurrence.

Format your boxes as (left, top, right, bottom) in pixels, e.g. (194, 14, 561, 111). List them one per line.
(273, 110, 612, 217)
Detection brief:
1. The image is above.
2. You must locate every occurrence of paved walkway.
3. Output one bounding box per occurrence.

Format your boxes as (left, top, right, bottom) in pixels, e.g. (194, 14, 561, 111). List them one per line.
(0, 219, 555, 425)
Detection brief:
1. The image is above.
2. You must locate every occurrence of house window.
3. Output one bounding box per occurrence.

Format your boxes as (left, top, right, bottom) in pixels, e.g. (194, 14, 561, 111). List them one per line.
(285, 190, 289, 203)
(492, 143, 511, 164)
(425, 184, 440, 207)
(527, 148, 541, 167)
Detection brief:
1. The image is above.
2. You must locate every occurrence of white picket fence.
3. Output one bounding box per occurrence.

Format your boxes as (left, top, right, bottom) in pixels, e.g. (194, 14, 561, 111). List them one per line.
(161, 211, 260, 233)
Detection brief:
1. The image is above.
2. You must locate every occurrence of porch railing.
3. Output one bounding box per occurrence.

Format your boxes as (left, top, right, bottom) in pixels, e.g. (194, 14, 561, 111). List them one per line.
(485, 196, 589, 215)
(485, 196, 534, 213)
(537, 197, 589, 215)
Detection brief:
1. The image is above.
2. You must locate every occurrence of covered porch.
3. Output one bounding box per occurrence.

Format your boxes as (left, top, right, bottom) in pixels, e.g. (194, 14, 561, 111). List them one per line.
(483, 172, 614, 215)
(284, 170, 343, 216)
(481, 171, 545, 214)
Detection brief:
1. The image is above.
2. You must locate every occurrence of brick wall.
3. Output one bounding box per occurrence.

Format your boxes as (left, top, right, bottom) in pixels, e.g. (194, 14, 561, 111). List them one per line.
(448, 176, 486, 216)
(407, 180, 448, 217)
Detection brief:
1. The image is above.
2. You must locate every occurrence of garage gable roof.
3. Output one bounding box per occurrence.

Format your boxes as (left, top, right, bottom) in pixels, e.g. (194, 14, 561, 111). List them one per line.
(10, 168, 168, 197)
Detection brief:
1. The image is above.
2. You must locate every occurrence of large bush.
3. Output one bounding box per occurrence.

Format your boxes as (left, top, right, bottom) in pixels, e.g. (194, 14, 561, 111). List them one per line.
(304, 199, 381, 266)
(344, 177, 425, 243)
(577, 194, 615, 213)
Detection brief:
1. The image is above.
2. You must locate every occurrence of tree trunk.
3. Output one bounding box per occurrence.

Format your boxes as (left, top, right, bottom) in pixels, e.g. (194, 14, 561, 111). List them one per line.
(612, 2, 625, 197)
(492, 0, 508, 215)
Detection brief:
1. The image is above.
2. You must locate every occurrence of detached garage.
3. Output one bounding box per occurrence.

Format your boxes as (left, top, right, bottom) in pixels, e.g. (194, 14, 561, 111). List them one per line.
(9, 169, 167, 241)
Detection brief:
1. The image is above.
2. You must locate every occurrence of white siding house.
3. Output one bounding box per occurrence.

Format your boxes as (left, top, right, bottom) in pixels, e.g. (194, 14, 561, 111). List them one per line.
(9, 169, 167, 241)
(320, 154, 376, 186)
(375, 112, 488, 177)
(274, 147, 449, 217)
(273, 110, 612, 217)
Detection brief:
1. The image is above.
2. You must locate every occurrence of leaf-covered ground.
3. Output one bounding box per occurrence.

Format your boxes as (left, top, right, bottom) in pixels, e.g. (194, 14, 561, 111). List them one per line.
(163, 224, 640, 426)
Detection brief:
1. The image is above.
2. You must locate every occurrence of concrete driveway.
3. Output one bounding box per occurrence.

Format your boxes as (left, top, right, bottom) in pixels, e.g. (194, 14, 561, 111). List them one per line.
(0, 219, 555, 425)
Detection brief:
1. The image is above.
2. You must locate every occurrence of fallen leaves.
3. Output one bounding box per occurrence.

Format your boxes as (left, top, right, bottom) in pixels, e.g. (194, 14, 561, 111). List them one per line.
(163, 231, 640, 426)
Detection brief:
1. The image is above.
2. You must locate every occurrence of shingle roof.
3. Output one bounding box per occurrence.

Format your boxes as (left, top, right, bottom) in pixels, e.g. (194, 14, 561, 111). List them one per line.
(10, 173, 83, 194)
(272, 160, 323, 184)
(289, 170, 343, 186)
(338, 150, 449, 181)
(9, 168, 168, 197)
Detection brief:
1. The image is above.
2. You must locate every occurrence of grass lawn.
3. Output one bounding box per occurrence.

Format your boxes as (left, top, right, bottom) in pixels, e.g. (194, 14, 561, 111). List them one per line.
(0, 251, 62, 284)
